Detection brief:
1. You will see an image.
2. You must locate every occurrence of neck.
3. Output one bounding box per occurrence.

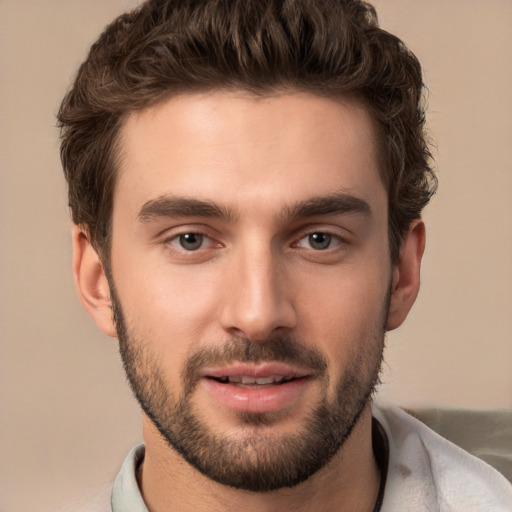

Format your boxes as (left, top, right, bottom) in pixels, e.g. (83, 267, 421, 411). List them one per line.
(138, 404, 380, 512)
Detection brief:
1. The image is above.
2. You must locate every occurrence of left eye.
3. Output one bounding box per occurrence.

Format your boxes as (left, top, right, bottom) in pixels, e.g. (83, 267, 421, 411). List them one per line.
(170, 233, 208, 251)
(297, 232, 340, 250)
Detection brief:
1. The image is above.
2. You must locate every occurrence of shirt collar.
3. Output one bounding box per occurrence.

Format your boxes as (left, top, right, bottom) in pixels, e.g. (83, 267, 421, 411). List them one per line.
(111, 444, 148, 512)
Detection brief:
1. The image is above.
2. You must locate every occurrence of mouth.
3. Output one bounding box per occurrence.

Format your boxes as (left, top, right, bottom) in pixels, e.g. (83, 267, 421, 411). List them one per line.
(199, 363, 312, 413)
(202, 362, 311, 386)
(208, 374, 299, 388)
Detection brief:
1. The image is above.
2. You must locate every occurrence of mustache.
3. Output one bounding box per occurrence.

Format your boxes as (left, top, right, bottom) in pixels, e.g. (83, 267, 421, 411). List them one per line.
(182, 335, 327, 395)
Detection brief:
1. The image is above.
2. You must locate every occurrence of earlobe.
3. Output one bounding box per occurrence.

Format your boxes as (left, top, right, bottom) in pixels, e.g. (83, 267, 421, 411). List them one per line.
(386, 219, 426, 331)
(72, 226, 117, 338)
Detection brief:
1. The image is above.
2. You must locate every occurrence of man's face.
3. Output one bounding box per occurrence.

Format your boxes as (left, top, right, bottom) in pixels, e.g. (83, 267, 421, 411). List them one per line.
(109, 91, 392, 490)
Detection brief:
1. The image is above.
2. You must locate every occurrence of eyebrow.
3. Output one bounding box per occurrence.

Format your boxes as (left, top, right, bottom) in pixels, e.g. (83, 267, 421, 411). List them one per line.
(281, 192, 372, 221)
(138, 195, 236, 223)
(138, 191, 371, 224)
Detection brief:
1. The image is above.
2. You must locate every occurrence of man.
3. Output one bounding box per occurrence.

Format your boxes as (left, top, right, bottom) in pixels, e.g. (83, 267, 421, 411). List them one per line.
(57, 0, 512, 510)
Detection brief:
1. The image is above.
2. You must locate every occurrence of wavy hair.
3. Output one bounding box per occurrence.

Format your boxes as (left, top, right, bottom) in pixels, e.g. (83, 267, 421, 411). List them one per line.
(58, 0, 437, 262)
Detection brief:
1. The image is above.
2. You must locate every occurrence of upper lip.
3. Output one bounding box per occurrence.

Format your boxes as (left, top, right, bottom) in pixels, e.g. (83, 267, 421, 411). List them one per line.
(200, 362, 312, 380)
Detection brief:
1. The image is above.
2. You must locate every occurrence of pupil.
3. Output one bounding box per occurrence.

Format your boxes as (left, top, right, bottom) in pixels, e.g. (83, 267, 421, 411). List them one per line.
(309, 233, 331, 250)
(180, 233, 203, 250)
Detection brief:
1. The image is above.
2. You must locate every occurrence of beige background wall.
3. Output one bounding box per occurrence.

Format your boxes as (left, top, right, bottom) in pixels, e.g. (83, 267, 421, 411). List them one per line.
(0, 1, 511, 510)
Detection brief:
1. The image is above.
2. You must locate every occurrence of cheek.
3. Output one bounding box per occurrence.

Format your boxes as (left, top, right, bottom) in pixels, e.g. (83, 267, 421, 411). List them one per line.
(113, 258, 223, 351)
(296, 263, 389, 367)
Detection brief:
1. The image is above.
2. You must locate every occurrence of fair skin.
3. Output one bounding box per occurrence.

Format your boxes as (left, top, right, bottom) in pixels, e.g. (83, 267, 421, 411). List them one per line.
(73, 91, 424, 512)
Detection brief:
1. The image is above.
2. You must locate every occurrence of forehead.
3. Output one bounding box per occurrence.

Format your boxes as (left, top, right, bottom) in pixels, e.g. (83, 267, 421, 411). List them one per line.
(115, 91, 385, 220)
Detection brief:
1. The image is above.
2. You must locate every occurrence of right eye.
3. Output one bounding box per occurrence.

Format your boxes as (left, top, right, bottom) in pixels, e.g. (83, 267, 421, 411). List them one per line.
(168, 233, 209, 251)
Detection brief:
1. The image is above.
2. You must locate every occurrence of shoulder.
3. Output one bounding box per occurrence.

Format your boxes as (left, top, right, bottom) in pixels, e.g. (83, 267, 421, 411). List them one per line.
(373, 403, 512, 512)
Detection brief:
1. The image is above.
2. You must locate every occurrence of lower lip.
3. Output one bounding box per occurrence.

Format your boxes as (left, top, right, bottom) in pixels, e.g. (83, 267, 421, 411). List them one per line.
(202, 378, 310, 413)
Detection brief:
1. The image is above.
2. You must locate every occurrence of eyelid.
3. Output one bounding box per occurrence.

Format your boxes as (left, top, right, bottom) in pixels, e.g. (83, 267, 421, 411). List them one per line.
(159, 223, 218, 240)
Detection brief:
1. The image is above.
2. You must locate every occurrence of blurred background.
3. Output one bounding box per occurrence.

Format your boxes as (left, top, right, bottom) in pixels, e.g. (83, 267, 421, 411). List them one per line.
(0, 0, 511, 510)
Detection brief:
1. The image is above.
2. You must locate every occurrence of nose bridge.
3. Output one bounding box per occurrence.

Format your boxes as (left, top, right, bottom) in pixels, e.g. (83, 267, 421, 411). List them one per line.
(220, 236, 296, 339)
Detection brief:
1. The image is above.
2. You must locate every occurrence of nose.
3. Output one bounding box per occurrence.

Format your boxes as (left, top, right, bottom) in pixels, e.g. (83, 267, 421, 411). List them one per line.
(219, 242, 297, 341)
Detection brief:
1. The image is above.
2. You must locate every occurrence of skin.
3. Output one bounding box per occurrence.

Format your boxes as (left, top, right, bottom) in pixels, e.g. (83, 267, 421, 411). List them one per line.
(73, 91, 425, 512)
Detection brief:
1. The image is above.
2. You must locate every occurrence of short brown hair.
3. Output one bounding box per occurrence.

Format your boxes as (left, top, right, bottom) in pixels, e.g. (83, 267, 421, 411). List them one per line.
(58, 0, 437, 262)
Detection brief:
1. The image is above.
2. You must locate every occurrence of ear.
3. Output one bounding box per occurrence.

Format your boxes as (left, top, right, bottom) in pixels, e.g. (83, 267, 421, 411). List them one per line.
(386, 219, 426, 331)
(72, 225, 117, 338)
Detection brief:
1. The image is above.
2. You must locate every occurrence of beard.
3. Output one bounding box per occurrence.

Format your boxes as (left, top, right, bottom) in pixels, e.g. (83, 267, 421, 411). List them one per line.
(109, 281, 387, 492)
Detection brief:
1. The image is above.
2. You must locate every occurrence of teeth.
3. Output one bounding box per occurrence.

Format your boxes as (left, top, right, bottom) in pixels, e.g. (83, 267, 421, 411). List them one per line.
(221, 375, 291, 385)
